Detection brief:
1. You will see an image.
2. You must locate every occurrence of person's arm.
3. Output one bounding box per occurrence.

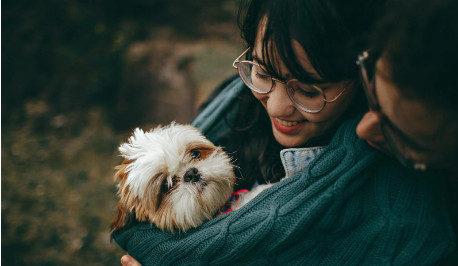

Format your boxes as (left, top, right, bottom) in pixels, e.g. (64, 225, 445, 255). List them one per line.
(121, 255, 142, 266)
(112, 119, 455, 265)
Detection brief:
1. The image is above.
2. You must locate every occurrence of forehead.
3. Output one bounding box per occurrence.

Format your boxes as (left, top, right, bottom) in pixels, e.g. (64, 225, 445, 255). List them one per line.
(253, 18, 321, 80)
(375, 58, 458, 153)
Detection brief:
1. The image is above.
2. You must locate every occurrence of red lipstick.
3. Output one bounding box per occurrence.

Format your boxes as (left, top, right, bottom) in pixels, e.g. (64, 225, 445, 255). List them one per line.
(272, 118, 306, 134)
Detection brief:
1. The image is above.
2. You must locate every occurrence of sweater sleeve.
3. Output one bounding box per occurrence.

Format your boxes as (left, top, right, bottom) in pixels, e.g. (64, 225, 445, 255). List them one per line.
(112, 117, 455, 265)
(190, 77, 244, 143)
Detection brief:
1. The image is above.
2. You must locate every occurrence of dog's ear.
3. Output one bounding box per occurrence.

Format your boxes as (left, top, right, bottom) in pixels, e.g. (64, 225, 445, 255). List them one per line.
(111, 203, 128, 232)
(111, 203, 137, 232)
(111, 159, 134, 232)
(114, 159, 132, 183)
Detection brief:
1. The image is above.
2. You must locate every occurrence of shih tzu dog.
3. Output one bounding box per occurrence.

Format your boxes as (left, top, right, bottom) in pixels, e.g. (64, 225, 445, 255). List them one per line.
(111, 122, 235, 233)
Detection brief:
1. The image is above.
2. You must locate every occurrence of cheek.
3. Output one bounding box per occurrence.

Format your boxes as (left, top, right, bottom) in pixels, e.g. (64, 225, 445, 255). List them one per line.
(315, 86, 358, 121)
(251, 90, 267, 106)
(305, 96, 351, 123)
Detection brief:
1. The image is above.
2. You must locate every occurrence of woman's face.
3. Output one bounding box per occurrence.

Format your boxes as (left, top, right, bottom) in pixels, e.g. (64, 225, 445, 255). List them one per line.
(251, 38, 357, 147)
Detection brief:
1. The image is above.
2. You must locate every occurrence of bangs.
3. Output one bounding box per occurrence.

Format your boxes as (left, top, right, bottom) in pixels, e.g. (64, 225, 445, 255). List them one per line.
(256, 1, 348, 84)
(259, 5, 324, 84)
(238, 0, 380, 84)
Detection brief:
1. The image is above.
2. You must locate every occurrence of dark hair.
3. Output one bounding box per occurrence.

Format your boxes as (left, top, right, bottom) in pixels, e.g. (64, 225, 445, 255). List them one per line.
(221, 0, 384, 190)
(372, 0, 458, 112)
(238, 0, 384, 83)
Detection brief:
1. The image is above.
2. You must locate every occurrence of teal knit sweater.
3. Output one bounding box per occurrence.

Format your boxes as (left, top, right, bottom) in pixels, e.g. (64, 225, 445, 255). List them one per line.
(113, 78, 455, 265)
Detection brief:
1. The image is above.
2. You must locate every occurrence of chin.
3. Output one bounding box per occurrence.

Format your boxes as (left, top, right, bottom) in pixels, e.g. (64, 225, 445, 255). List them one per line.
(272, 128, 310, 148)
(111, 122, 236, 233)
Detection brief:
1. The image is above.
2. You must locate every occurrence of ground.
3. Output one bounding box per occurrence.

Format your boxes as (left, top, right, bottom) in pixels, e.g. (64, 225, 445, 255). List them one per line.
(2, 1, 242, 264)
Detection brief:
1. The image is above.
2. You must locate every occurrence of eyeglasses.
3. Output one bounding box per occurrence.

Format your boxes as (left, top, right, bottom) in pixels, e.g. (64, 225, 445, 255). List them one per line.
(357, 50, 428, 171)
(233, 48, 347, 114)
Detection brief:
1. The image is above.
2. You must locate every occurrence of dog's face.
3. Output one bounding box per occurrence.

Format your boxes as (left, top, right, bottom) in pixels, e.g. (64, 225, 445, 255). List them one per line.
(111, 123, 235, 232)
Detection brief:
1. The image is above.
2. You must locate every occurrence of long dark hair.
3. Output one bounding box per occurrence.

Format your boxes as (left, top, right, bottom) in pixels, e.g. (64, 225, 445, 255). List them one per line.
(218, 0, 384, 190)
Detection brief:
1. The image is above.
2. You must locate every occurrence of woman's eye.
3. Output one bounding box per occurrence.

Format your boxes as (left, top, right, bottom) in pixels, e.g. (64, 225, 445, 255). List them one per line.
(255, 72, 271, 80)
(190, 149, 201, 159)
(290, 85, 319, 98)
(298, 88, 319, 97)
(253, 65, 271, 80)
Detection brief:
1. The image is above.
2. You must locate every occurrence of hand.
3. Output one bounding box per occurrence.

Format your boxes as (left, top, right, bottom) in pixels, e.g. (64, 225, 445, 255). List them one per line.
(121, 255, 142, 266)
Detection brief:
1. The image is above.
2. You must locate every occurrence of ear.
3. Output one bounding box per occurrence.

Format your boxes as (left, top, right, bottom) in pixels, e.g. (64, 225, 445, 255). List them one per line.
(114, 159, 132, 183)
(111, 160, 134, 232)
(111, 202, 137, 232)
(111, 203, 129, 232)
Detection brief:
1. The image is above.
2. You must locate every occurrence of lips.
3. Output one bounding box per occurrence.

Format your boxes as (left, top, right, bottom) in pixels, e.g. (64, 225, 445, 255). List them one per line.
(273, 118, 306, 134)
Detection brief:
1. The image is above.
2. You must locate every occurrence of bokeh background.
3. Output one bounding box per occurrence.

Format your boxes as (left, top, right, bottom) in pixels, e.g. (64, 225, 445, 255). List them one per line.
(2, 0, 243, 264)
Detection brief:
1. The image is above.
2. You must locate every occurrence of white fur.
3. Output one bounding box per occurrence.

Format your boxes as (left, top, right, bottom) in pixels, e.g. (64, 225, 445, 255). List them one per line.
(115, 122, 235, 232)
(119, 123, 218, 198)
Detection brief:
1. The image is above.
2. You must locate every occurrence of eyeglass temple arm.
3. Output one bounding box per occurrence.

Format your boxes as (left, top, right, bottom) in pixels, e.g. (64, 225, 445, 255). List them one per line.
(233, 48, 251, 69)
(357, 51, 369, 65)
(324, 87, 346, 103)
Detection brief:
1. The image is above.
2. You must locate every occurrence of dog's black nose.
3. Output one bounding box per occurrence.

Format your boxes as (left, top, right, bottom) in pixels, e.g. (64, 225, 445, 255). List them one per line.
(184, 168, 201, 182)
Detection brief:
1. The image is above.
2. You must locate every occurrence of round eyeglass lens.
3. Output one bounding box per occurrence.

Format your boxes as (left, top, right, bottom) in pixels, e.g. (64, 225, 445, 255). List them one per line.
(287, 80, 324, 112)
(238, 62, 272, 93)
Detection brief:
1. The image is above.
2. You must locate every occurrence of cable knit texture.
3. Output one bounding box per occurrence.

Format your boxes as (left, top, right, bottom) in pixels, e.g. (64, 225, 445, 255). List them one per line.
(113, 78, 455, 265)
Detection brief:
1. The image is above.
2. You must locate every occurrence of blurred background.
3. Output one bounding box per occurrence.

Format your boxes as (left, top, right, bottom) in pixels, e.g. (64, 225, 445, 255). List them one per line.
(2, 0, 243, 264)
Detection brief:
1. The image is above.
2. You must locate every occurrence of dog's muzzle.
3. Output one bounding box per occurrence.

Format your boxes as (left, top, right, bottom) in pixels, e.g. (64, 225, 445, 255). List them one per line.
(184, 168, 201, 183)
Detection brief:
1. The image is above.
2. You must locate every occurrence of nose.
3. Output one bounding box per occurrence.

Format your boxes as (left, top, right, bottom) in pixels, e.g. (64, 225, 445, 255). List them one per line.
(263, 82, 295, 117)
(184, 167, 201, 183)
(356, 111, 385, 143)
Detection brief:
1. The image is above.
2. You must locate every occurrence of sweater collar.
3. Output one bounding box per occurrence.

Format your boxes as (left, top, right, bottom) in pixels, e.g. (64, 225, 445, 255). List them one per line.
(280, 146, 326, 178)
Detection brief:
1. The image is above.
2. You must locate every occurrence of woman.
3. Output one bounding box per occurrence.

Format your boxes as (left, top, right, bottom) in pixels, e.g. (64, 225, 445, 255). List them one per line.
(115, 0, 455, 264)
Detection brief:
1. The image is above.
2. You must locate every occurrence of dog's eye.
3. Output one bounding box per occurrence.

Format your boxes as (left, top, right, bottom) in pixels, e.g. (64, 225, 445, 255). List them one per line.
(190, 149, 201, 159)
(161, 180, 171, 192)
